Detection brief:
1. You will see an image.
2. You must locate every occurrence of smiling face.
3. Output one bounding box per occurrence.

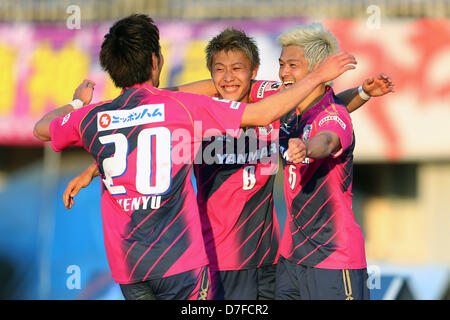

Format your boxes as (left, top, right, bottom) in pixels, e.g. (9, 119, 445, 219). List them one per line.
(278, 45, 310, 89)
(211, 49, 258, 103)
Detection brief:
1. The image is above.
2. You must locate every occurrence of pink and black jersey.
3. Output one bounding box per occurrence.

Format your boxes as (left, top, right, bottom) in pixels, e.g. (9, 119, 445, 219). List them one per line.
(193, 80, 282, 271)
(49, 83, 246, 284)
(279, 86, 367, 269)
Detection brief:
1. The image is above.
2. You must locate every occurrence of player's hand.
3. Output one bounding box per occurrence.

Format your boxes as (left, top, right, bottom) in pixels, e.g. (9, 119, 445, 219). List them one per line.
(73, 79, 96, 106)
(63, 165, 97, 209)
(287, 138, 307, 164)
(314, 51, 357, 83)
(362, 73, 395, 97)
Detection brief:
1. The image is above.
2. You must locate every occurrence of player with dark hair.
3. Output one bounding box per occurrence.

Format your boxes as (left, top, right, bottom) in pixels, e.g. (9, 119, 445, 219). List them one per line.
(61, 26, 393, 300)
(33, 14, 356, 300)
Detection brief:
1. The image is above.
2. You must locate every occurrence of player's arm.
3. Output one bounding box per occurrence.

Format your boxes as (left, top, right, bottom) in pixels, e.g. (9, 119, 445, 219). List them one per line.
(165, 79, 218, 96)
(33, 104, 76, 141)
(241, 51, 356, 127)
(33, 80, 96, 141)
(336, 73, 395, 113)
(63, 163, 100, 209)
(286, 131, 341, 164)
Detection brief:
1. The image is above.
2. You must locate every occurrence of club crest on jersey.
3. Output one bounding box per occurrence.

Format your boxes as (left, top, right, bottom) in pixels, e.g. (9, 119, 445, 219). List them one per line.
(302, 124, 312, 141)
(230, 101, 241, 110)
(97, 104, 165, 131)
(258, 124, 273, 135)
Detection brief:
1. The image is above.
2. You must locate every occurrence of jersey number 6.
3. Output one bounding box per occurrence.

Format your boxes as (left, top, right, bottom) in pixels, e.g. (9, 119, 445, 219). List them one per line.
(243, 165, 256, 190)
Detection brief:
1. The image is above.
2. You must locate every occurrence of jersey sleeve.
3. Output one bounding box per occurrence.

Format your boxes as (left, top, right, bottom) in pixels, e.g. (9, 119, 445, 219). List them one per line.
(315, 104, 353, 157)
(187, 93, 247, 139)
(48, 105, 94, 152)
(249, 80, 282, 102)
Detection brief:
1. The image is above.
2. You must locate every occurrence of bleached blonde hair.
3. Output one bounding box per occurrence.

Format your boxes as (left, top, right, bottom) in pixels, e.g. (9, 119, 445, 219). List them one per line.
(277, 22, 340, 72)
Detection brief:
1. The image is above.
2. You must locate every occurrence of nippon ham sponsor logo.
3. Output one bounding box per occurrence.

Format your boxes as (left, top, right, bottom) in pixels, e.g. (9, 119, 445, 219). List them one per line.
(97, 104, 165, 131)
(318, 115, 346, 130)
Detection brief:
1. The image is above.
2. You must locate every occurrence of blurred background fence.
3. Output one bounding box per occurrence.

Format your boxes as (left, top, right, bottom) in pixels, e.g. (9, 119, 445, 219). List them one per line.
(0, 0, 449, 20)
(0, 0, 449, 300)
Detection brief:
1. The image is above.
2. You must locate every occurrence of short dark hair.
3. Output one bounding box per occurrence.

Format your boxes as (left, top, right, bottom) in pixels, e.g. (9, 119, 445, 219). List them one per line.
(100, 14, 161, 89)
(205, 28, 260, 72)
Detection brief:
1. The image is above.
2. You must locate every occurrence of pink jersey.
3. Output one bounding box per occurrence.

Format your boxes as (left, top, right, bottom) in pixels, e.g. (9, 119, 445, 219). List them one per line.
(49, 83, 246, 284)
(279, 86, 367, 269)
(193, 80, 282, 271)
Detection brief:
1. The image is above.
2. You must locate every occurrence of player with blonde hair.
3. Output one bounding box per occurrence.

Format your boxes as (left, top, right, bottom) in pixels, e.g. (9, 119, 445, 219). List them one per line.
(58, 22, 392, 300)
(272, 22, 392, 300)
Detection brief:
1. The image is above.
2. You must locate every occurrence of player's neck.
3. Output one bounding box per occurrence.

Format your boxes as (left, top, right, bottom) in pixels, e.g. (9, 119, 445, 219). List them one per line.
(297, 84, 326, 115)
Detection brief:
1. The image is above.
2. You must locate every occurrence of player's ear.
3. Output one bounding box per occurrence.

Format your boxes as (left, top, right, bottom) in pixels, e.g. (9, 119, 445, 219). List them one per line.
(312, 56, 330, 72)
(311, 61, 320, 72)
(159, 52, 164, 69)
(251, 64, 259, 80)
(152, 51, 163, 71)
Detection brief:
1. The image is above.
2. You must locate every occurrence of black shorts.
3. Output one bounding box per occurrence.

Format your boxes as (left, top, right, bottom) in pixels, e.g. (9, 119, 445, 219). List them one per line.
(209, 264, 277, 300)
(275, 257, 370, 300)
(119, 266, 209, 300)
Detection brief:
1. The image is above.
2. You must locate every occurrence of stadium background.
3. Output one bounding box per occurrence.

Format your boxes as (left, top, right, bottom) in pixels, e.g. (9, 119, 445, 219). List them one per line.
(0, 0, 449, 300)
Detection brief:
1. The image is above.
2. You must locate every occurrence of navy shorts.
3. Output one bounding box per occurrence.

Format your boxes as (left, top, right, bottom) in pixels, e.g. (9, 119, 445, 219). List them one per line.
(275, 257, 370, 300)
(119, 266, 209, 300)
(209, 264, 277, 300)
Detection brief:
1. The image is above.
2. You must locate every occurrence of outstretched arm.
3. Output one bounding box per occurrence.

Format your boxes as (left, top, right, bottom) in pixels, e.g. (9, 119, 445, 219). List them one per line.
(165, 79, 218, 96)
(33, 80, 96, 141)
(336, 73, 395, 113)
(241, 51, 356, 127)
